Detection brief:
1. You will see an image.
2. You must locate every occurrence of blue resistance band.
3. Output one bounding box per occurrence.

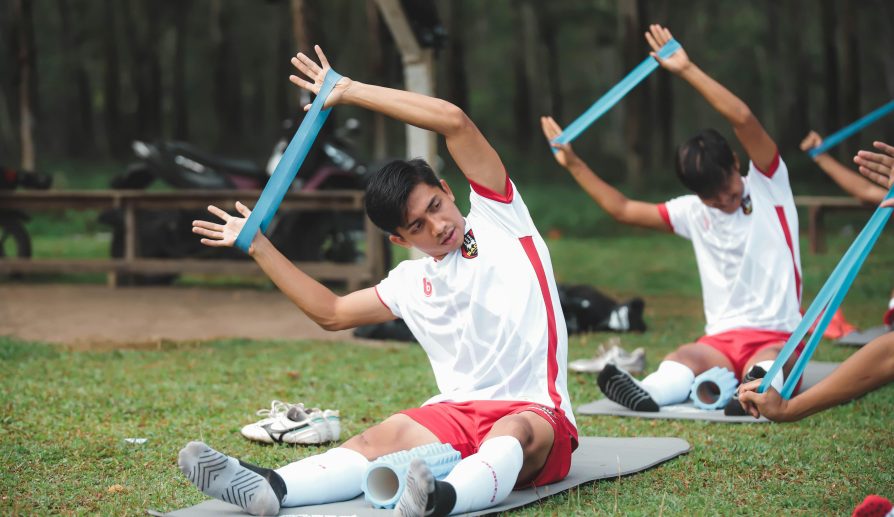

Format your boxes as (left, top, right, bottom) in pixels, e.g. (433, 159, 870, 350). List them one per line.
(552, 39, 681, 147)
(759, 186, 894, 398)
(234, 68, 343, 253)
(807, 100, 894, 158)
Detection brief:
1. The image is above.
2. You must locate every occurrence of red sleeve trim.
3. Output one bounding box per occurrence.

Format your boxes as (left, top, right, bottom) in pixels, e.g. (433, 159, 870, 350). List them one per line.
(657, 203, 674, 231)
(373, 286, 392, 312)
(754, 150, 780, 178)
(469, 174, 514, 204)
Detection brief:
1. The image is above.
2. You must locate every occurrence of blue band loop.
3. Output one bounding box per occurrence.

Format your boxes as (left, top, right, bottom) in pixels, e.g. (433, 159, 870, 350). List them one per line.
(759, 186, 894, 398)
(552, 39, 681, 148)
(235, 69, 343, 252)
(807, 100, 894, 158)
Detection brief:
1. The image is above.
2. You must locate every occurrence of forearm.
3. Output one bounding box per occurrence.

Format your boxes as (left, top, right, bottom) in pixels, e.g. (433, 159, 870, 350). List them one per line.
(249, 236, 343, 330)
(341, 81, 466, 137)
(814, 155, 886, 204)
(565, 160, 632, 221)
(785, 334, 894, 420)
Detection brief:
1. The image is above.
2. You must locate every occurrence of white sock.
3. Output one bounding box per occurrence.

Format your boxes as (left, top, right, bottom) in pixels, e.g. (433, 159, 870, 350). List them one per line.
(756, 360, 784, 392)
(178, 441, 280, 516)
(888, 297, 894, 310)
(640, 360, 695, 406)
(443, 436, 523, 515)
(275, 447, 369, 507)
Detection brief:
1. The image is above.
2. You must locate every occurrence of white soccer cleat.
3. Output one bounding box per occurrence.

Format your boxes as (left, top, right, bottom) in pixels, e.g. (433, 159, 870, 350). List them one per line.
(241, 401, 341, 445)
(569, 340, 645, 374)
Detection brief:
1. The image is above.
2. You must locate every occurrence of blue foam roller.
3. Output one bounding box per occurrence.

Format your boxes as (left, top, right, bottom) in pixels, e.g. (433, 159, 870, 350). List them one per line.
(690, 367, 738, 410)
(362, 442, 461, 509)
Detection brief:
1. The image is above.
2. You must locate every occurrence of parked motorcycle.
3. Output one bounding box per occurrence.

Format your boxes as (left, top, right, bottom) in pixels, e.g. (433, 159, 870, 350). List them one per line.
(0, 165, 52, 268)
(99, 117, 381, 284)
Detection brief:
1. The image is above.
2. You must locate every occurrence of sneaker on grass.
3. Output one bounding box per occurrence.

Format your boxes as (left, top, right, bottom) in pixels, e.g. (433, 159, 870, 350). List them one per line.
(569, 338, 646, 374)
(241, 401, 341, 445)
(597, 363, 659, 412)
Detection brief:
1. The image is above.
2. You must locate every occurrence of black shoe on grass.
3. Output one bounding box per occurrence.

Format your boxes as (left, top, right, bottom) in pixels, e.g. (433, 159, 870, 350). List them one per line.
(723, 365, 767, 416)
(597, 363, 659, 412)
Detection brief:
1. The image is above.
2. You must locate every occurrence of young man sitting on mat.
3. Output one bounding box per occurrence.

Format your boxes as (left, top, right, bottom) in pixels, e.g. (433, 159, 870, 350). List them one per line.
(736, 141, 894, 421)
(180, 46, 577, 517)
(542, 24, 802, 414)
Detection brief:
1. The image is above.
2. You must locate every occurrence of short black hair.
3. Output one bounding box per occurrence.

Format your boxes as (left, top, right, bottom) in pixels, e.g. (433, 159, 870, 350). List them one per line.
(364, 158, 443, 234)
(675, 129, 737, 198)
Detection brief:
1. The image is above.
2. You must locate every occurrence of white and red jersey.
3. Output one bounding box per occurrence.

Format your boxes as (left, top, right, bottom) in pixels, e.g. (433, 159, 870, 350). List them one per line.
(375, 176, 576, 429)
(657, 153, 802, 336)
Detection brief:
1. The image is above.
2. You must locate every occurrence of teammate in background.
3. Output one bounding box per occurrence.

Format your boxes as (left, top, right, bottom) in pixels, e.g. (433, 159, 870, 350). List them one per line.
(542, 24, 803, 415)
(178, 45, 576, 517)
(737, 140, 894, 422)
(801, 131, 894, 329)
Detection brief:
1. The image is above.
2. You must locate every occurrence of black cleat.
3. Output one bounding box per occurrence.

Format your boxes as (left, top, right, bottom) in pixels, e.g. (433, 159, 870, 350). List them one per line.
(597, 363, 659, 412)
(723, 365, 767, 416)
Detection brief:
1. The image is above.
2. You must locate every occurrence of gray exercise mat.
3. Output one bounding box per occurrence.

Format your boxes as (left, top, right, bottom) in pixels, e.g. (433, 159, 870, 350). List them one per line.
(577, 361, 839, 423)
(154, 436, 690, 517)
(837, 326, 890, 346)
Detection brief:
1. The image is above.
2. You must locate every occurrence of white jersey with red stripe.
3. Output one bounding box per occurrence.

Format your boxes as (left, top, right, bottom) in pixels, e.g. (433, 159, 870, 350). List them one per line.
(657, 153, 802, 335)
(375, 177, 575, 429)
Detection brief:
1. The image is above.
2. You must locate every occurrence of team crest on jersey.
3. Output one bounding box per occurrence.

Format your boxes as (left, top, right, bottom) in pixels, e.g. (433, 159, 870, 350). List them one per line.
(741, 194, 753, 215)
(461, 229, 478, 259)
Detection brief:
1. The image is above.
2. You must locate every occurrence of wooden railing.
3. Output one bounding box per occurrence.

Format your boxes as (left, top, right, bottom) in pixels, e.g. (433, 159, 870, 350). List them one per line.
(0, 190, 388, 289)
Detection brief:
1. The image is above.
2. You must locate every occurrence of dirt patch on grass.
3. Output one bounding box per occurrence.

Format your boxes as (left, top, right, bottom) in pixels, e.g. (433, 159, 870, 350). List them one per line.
(0, 284, 358, 350)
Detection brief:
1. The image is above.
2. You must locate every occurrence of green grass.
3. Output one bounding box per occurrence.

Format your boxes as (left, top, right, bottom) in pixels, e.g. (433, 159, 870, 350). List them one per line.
(5, 173, 894, 514)
(3, 228, 894, 515)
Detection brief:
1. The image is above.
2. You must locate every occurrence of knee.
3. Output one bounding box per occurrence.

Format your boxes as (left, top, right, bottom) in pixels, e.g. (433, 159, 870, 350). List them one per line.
(490, 417, 535, 450)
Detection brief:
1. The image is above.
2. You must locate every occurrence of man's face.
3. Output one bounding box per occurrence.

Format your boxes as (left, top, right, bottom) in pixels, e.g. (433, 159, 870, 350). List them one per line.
(390, 179, 466, 259)
(699, 169, 745, 214)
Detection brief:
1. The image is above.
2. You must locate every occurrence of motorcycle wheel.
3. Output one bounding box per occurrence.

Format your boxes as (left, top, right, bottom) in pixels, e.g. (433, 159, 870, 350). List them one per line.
(0, 216, 32, 279)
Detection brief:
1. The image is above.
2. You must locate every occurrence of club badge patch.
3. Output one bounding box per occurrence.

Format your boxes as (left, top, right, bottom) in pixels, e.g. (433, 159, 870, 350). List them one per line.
(741, 194, 753, 215)
(461, 229, 478, 259)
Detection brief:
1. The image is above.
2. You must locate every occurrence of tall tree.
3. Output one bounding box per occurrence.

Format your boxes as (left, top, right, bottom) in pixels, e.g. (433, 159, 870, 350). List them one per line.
(820, 0, 840, 148)
(366, 0, 388, 160)
(13, 0, 37, 170)
(839, 1, 861, 160)
(172, 2, 190, 141)
(102, 0, 123, 156)
(211, 0, 243, 149)
(122, 0, 163, 140)
(59, 0, 95, 156)
(618, 0, 644, 188)
(441, 0, 468, 112)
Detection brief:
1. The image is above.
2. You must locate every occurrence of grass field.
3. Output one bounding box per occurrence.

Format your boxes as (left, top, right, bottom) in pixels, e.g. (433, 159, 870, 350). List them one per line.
(3, 172, 894, 515)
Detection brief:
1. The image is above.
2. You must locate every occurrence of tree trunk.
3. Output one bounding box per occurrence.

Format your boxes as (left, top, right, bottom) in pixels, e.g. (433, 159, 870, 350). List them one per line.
(820, 0, 840, 148)
(652, 0, 673, 160)
(122, 0, 163, 140)
(59, 0, 95, 156)
(442, 0, 469, 112)
(211, 0, 243, 150)
(366, 0, 387, 160)
(290, 0, 313, 107)
(13, 0, 36, 170)
(538, 6, 562, 123)
(102, 0, 123, 156)
(839, 1, 861, 160)
(618, 0, 643, 189)
(172, 2, 190, 141)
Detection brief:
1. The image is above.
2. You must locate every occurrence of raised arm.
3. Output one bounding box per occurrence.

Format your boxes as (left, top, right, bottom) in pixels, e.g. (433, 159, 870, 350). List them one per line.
(289, 46, 507, 195)
(738, 332, 894, 422)
(540, 116, 669, 232)
(801, 131, 886, 204)
(192, 202, 394, 331)
(646, 24, 777, 172)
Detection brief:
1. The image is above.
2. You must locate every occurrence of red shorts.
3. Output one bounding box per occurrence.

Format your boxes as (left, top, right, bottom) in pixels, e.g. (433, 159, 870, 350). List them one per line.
(400, 400, 578, 488)
(697, 328, 804, 384)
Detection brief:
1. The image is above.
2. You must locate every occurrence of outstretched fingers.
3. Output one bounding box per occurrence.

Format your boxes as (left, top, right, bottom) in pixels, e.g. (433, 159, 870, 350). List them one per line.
(207, 204, 231, 222)
(314, 45, 331, 70)
(540, 116, 561, 139)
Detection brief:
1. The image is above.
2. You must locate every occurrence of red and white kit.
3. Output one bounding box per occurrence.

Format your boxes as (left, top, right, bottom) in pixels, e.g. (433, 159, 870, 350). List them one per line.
(375, 176, 577, 481)
(657, 153, 803, 369)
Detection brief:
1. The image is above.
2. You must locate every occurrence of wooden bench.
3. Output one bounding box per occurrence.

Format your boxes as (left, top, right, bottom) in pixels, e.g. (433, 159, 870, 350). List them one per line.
(794, 195, 876, 254)
(0, 190, 388, 289)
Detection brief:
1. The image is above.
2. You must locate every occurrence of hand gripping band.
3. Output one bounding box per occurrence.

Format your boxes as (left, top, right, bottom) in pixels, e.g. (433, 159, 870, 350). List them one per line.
(807, 100, 894, 158)
(689, 367, 738, 410)
(760, 186, 894, 398)
(234, 68, 343, 252)
(361, 442, 461, 509)
(552, 39, 681, 148)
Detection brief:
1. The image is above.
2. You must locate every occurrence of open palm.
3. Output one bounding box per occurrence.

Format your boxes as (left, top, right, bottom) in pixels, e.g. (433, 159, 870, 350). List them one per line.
(645, 24, 690, 73)
(289, 45, 351, 110)
(192, 202, 252, 248)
